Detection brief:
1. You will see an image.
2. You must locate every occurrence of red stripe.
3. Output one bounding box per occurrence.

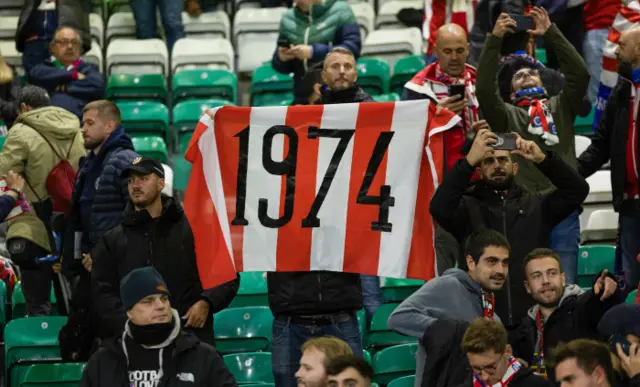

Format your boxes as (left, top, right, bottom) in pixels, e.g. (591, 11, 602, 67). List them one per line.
(427, 0, 447, 54)
(213, 107, 252, 273)
(620, 5, 640, 24)
(609, 28, 621, 44)
(343, 102, 395, 276)
(603, 56, 618, 73)
(406, 103, 455, 280)
(275, 105, 325, 271)
(184, 118, 238, 288)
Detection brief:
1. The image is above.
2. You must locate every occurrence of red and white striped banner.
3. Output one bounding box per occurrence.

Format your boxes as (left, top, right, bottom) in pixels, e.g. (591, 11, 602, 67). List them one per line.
(424, 0, 477, 54)
(184, 101, 460, 288)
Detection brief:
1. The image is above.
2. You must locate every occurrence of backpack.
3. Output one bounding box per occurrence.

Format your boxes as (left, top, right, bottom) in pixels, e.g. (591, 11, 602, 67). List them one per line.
(26, 130, 77, 215)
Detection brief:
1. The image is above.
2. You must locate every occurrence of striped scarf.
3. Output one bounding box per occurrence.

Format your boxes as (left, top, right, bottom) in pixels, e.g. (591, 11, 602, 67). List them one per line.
(514, 87, 559, 146)
(434, 63, 479, 136)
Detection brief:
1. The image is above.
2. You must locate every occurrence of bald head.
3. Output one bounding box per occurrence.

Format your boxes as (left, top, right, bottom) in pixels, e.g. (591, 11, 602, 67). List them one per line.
(434, 23, 469, 77)
(616, 27, 640, 74)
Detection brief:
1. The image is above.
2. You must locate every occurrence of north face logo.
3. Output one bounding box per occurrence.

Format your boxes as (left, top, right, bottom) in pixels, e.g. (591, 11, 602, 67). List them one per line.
(176, 373, 194, 383)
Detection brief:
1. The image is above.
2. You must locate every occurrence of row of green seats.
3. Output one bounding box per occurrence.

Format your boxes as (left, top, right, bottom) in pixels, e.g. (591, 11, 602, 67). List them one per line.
(106, 70, 238, 106)
(577, 245, 615, 289)
(20, 363, 85, 387)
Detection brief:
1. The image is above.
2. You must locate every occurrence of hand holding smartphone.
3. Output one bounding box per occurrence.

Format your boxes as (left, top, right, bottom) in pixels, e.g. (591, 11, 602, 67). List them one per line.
(508, 14, 534, 32)
(491, 133, 518, 151)
(448, 84, 466, 100)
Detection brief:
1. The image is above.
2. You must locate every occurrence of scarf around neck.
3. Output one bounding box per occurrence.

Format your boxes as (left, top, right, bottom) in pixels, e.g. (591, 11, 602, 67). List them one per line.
(514, 87, 559, 146)
(434, 62, 479, 136)
(482, 291, 495, 319)
(51, 56, 82, 71)
(473, 357, 522, 387)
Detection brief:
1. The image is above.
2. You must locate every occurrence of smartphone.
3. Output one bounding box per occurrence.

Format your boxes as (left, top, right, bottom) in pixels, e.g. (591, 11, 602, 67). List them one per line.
(491, 133, 518, 151)
(509, 14, 534, 32)
(448, 84, 466, 100)
(611, 333, 631, 356)
(277, 35, 291, 48)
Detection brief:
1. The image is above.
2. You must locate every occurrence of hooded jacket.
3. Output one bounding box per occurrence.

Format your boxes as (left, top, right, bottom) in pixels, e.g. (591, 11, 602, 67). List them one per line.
(387, 269, 501, 387)
(429, 153, 589, 328)
(91, 196, 239, 341)
(80, 310, 237, 387)
(511, 280, 623, 381)
(0, 106, 85, 252)
(272, 0, 361, 104)
(29, 58, 104, 119)
(62, 127, 138, 278)
(476, 24, 589, 195)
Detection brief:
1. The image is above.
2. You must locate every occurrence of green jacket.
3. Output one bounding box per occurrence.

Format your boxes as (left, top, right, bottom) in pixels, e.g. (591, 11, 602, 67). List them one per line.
(0, 107, 85, 252)
(476, 25, 589, 195)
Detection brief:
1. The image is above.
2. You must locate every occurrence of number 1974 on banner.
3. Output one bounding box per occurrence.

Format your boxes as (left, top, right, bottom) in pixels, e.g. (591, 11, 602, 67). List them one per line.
(231, 125, 396, 232)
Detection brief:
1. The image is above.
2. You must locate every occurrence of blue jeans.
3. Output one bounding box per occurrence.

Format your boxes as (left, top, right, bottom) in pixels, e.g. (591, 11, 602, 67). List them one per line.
(272, 315, 363, 387)
(583, 28, 609, 104)
(620, 201, 640, 289)
(130, 0, 184, 53)
(550, 210, 580, 284)
(22, 40, 50, 79)
(360, 275, 383, 326)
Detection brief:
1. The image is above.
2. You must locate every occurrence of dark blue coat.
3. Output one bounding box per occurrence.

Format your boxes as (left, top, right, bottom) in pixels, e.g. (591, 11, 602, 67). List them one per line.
(63, 127, 138, 278)
(0, 195, 17, 222)
(29, 58, 104, 119)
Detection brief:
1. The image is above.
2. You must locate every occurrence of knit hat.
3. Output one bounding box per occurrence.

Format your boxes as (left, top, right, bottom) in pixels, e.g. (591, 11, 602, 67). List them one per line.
(598, 304, 640, 338)
(120, 267, 170, 311)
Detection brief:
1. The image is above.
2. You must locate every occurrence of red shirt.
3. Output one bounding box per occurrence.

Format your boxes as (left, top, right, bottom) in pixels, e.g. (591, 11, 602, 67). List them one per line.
(584, 0, 620, 31)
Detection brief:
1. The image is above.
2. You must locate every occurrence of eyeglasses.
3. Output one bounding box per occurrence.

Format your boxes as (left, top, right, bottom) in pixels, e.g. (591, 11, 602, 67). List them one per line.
(513, 69, 539, 81)
(471, 353, 505, 375)
(54, 39, 80, 47)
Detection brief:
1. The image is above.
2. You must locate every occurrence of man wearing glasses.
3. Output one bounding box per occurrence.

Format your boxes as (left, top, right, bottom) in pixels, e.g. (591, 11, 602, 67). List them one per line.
(461, 318, 551, 387)
(29, 26, 104, 119)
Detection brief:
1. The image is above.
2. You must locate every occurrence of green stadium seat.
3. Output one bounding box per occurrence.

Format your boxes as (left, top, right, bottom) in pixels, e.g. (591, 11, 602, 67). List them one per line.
(251, 63, 294, 95)
(0, 280, 6, 325)
(173, 99, 235, 155)
(357, 58, 390, 96)
(20, 363, 85, 387)
(223, 352, 274, 384)
(252, 92, 294, 107)
(173, 69, 238, 105)
(116, 101, 170, 143)
(627, 290, 637, 304)
(131, 135, 169, 164)
(372, 93, 400, 102)
(367, 304, 416, 349)
(242, 385, 275, 387)
(373, 344, 418, 385)
(229, 272, 268, 308)
(390, 55, 424, 95)
(172, 155, 192, 192)
(574, 105, 596, 135)
(214, 306, 273, 354)
(356, 308, 367, 338)
(5, 316, 68, 387)
(577, 245, 616, 288)
(535, 48, 547, 65)
(363, 349, 372, 365)
(105, 74, 168, 103)
(388, 375, 416, 387)
(382, 278, 425, 303)
(12, 282, 57, 319)
(0, 135, 6, 151)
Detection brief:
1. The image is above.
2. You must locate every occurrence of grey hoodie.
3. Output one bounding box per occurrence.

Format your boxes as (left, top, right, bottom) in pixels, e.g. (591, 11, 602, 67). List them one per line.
(387, 268, 501, 387)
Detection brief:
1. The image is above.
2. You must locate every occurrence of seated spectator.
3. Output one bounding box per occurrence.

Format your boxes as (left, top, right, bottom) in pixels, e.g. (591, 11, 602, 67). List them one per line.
(0, 85, 85, 316)
(80, 267, 237, 387)
(131, 0, 185, 53)
(16, 0, 91, 76)
(296, 337, 353, 387)
(0, 171, 26, 221)
(387, 229, 511, 387)
(460, 318, 551, 387)
(326, 356, 374, 387)
(316, 48, 372, 105)
(511, 248, 623, 380)
(29, 27, 104, 120)
(552, 339, 617, 387)
(429, 130, 589, 329)
(0, 53, 20, 132)
(476, 9, 590, 286)
(272, 0, 361, 105)
(598, 304, 640, 387)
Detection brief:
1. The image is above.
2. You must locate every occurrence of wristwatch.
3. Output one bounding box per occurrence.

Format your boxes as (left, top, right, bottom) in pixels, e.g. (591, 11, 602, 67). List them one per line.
(8, 188, 21, 196)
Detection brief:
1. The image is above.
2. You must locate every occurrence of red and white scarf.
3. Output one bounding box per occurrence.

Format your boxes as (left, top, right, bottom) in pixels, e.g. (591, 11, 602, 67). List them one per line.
(473, 357, 522, 387)
(434, 63, 479, 136)
(514, 89, 559, 146)
(423, 0, 477, 55)
(482, 291, 495, 320)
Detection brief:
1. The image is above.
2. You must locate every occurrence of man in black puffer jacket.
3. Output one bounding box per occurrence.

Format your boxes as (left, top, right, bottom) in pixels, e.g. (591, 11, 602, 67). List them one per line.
(91, 158, 239, 346)
(269, 47, 367, 387)
(81, 267, 236, 387)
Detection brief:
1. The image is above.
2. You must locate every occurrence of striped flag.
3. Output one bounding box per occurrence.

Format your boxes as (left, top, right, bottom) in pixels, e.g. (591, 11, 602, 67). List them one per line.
(424, 0, 477, 55)
(183, 101, 460, 289)
(595, 0, 640, 128)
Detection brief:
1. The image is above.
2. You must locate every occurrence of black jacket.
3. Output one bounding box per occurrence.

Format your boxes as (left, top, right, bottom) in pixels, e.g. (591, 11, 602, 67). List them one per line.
(267, 84, 369, 316)
(0, 67, 20, 129)
(578, 79, 638, 212)
(16, 0, 91, 54)
(80, 331, 237, 387)
(510, 281, 623, 381)
(455, 368, 551, 387)
(429, 153, 589, 327)
(91, 196, 240, 338)
(421, 319, 471, 387)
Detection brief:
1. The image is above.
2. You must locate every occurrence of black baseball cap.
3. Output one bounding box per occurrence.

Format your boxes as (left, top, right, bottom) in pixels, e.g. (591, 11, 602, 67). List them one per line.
(122, 157, 165, 179)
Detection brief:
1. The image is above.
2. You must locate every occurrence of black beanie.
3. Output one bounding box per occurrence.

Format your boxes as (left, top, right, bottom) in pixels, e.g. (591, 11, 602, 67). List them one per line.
(120, 267, 171, 311)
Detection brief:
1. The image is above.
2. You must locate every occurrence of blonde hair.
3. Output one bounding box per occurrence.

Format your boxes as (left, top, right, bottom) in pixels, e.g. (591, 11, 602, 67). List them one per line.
(301, 337, 353, 367)
(0, 56, 14, 85)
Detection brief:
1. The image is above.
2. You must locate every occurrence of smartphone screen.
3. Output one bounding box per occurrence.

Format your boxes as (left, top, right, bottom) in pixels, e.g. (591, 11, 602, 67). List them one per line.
(509, 14, 533, 32)
(492, 133, 518, 151)
(448, 84, 466, 100)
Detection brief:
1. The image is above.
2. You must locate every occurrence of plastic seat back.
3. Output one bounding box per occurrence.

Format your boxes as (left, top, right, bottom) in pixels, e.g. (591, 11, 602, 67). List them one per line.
(172, 69, 238, 105)
(367, 304, 416, 349)
(21, 362, 85, 387)
(390, 55, 424, 95)
(381, 278, 425, 302)
(577, 245, 616, 288)
(223, 352, 274, 384)
(214, 307, 273, 354)
(173, 99, 235, 154)
(574, 105, 595, 135)
(229, 272, 268, 308)
(106, 74, 168, 103)
(373, 344, 418, 385)
(357, 57, 390, 96)
(131, 135, 169, 164)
